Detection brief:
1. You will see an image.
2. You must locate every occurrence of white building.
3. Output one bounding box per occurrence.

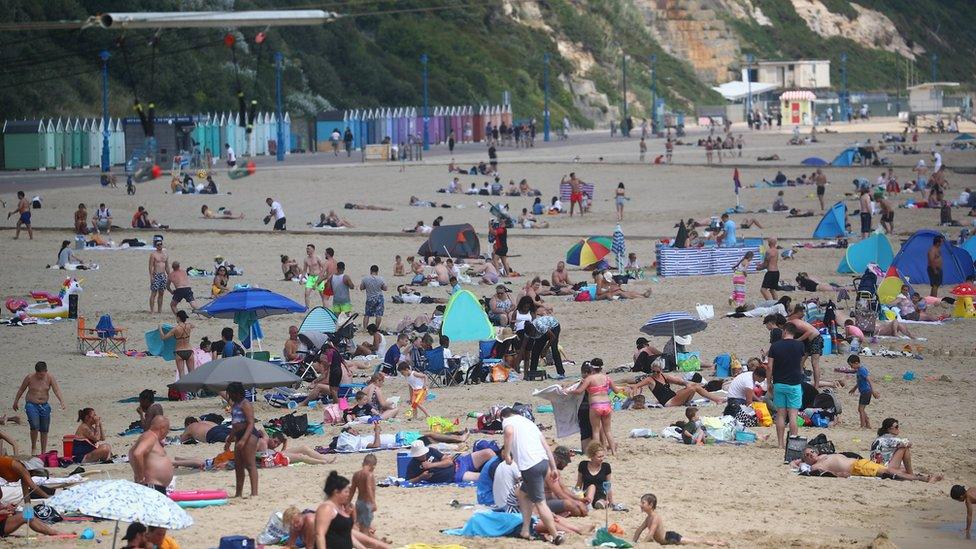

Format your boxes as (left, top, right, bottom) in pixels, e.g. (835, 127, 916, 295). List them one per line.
(907, 82, 960, 113)
(746, 60, 831, 90)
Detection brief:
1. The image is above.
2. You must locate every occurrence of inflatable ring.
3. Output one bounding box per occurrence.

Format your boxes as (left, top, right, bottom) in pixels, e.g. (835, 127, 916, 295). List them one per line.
(4, 298, 27, 313)
(197, 169, 208, 179)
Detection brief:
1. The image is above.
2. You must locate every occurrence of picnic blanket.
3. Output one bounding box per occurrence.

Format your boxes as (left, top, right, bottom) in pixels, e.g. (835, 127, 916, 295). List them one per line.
(558, 182, 595, 202)
(657, 244, 761, 277)
(443, 511, 524, 538)
(47, 264, 99, 271)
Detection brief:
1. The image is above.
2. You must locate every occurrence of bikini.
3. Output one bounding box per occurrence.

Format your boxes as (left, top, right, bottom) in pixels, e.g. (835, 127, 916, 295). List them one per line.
(588, 377, 613, 416)
(173, 324, 193, 361)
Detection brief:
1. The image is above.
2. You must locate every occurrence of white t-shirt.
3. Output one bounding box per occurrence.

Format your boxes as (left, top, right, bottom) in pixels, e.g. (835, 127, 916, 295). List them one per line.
(502, 414, 547, 471)
(727, 371, 757, 402)
(336, 432, 396, 452)
(226, 147, 236, 162)
(406, 372, 425, 390)
(933, 152, 942, 173)
(270, 201, 285, 220)
(331, 131, 341, 141)
(492, 460, 521, 510)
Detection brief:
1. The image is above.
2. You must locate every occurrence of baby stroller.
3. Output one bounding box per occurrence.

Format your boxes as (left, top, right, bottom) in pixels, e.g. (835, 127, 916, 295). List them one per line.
(851, 265, 882, 334)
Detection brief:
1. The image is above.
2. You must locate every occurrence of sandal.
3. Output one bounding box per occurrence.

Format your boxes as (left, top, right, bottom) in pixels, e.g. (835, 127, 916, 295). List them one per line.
(552, 532, 566, 545)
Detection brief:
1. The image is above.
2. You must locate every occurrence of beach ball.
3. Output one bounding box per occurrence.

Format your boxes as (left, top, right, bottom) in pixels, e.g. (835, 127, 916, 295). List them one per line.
(903, 371, 915, 381)
(150, 165, 162, 179)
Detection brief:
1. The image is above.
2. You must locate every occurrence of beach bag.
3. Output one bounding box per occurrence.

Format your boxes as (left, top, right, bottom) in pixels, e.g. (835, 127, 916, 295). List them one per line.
(219, 535, 255, 549)
(751, 402, 772, 427)
(322, 404, 343, 425)
(784, 435, 808, 462)
(426, 416, 455, 433)
(280, 413, 308, 438)
(212, 450, 234, 470)
(695, 303, 714, 320)
(808, 433, 835, 454)
(257, 512, 288, 545)
(676, 352, 701, 372)
(491, 363, 510, 382)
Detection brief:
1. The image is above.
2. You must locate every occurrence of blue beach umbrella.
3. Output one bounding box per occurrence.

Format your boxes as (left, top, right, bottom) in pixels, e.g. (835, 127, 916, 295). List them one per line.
(198, 286, 305, 350)
(612, 224, 626, 272)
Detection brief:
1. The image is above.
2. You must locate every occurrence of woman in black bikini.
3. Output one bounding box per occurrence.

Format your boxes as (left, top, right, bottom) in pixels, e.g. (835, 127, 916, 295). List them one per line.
(795, 272, 841, 292)
(626, 359, 725, 407)
(159, 310, 195, 378)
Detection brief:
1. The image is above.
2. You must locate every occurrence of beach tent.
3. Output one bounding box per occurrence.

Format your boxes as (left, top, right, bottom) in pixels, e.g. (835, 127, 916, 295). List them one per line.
(891, 230, 976, 285)
(961, 237, 976, 263)
(877, 266, 909, 304)
(298, 306, 339, 334)
(813, 202, 847, 239)
(801, 157, 829, 167)
(838, 234, 894, 273)
(831, 147, 858, 167)
(441, 290, 494, 342)
(953, 133, 974, 142)
(418, 224, 480, 258)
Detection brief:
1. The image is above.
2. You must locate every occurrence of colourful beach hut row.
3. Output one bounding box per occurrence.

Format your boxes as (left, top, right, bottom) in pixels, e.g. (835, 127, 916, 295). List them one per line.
(2, 118, 125, 170)
(186, 112, 292, 159)
(317, 104, 513, 151)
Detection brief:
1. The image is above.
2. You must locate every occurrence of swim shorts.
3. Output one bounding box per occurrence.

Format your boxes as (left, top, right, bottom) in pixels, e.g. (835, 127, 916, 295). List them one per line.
(25, 401, 52, 433)
(570, 191, 583, 204)
(454, 453, 476, 483)
(172, 287, 195, 304)
(850, 458, 884, 478)
(305, 274, 326, 292)
(927, 266, 943, 288)
(331, 302, 352, 315)
(772, 383, 802, 410)
(355, 499, 374, 528)
(206, 424, 232, 444)
(365, 295, 385, 317)
(881, 211, 893, 223)
(860, 212, 871, 234)
(19, 211, 31, 224)
(858, 392, 872, 406)
(494, 245, 509, 257)
(805, 334, 824, 356)
(664, 531, 683, 544)
(518, 459, 549, 503)
(816, 186, 825, 196)
(151, 272, 167, 292)
(273, 217, 286, 231)
(761, 271, 781, 290)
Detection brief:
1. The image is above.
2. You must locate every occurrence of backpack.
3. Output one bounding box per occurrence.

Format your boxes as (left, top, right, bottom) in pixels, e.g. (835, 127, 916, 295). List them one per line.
(280, 413, 308, 438)
(808, 433, 836, 455)
(783, 435, 808, 463)
(812, 388, 843, 415)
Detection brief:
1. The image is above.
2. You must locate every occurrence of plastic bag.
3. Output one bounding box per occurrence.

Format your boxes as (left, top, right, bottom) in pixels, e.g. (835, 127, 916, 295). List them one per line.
(695, 303, 715, 320)
(256, 511, 288, 545)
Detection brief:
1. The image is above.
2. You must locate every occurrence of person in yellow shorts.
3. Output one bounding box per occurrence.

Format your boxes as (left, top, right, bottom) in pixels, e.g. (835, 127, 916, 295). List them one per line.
(329, 262, 355, 315)
(797, 447, 943, 482)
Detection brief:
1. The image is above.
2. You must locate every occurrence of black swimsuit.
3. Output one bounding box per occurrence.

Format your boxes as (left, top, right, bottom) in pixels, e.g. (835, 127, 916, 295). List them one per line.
(325, 509, 354, 549)
(649, 374, 676, 406)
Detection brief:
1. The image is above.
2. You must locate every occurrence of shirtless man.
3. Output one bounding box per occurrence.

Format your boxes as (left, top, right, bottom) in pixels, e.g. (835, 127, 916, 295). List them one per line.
(432, 257, 450, 285)
(12, 361, 66, 455)
(148, 236, 170, 314)
(758, 237, 780, 300)
(323, 247, 338, 306)
(550, 261, 575, 296)
(129, 415, 174, 494)
(6, 191, 33, 240)
(136, 389, 164, 431)
(561, 173, 584, 217)
(180, 417, 231, 444)
(797, 447, 941, 482)
(879, 194, 894, 234)
(928, 235, 943, 297)
(167, 262, 200, 315)
(814, 169, 828, 211)
(858, 188, 872, 239)
(283, 325, 301, 362)
(302, 244, 328, 308)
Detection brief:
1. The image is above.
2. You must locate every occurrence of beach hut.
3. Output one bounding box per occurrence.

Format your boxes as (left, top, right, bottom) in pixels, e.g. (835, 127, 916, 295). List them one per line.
(812, 202, 848, 239)
(502, 104, 513, 127)
(282, 112, 292, 154)
(53, 118, 67, 169)
(2, 120, 46, 170)
(42, 119, 56, 169)
(781, 90, 816, 125)
(70, 118, 82, 168)
(90, 119, 102, 168)
(891, 230, 975, 285)
(473, 106, 484, 142)
(384, 108, 394, 143)
(837, 233, 894, 273)
(111, 118, 125, 165)
(79, 119, 91, 168)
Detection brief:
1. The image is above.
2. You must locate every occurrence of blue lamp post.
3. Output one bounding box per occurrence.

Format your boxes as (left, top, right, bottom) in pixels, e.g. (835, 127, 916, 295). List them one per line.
(543, 52, 551, 142)
(274, 51, 284, 162)
(650, 54, 657, 133)
(421, 53, 429, 152)
(840, 52, 849, 121)
(99, 50, 111, 172)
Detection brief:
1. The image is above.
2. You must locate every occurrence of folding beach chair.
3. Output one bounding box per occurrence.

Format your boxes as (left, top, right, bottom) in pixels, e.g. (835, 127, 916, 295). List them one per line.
(76, 317, 103, 353)
(422, 347, 448, 388)
(95, 314, 127, 353)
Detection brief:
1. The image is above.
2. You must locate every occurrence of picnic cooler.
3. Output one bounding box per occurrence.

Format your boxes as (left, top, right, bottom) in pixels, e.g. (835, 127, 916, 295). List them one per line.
(397, 451, 411, 479)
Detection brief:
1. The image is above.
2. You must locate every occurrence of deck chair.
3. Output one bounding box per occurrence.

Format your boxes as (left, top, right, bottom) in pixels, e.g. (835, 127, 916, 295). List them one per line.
(467, 340, 501, 384)
(76, 317, 103, 353)
(422, 347, 445, 388)
(95, 314, 127, 353)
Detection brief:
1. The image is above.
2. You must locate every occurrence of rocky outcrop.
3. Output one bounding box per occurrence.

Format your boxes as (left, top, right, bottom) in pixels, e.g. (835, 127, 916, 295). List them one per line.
(789, 0, 923, 59)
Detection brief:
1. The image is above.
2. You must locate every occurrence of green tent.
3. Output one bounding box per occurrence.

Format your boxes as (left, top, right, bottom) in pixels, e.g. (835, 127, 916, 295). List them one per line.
(441, 289, 494, 342)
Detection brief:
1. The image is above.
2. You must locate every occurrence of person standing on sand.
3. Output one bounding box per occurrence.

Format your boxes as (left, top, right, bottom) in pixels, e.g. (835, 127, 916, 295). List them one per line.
(303, 244, 328, 308)
(6, 191, 33, 240)
(500, 407, 563, 545)
(149, 236, 170, 314)
(759, 238, 780, 300)
(766, 324, 805, 449)
(815, 169, 828, 211)
(928, 235, 944, 297)
(859, 188, 872, 239)
(12, 361, 66, 456)
(266, 197, 286, 231)
(226, 382, 259, 498)
(360, 265, 387, 330)
(129, 415, 174, 494)
(349, 453, 378, 534)
(562, 173, 584, 217)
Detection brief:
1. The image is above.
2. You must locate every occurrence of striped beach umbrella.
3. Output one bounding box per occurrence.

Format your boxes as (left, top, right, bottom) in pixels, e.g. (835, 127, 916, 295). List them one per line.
(611, 224, 626, 272)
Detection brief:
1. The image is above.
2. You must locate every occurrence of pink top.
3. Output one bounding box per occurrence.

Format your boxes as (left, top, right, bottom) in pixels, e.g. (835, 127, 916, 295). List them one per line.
(845, 325, 865, 340)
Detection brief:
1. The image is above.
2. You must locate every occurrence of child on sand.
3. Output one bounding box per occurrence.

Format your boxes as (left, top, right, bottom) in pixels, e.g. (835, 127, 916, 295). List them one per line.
(633, 493, 727, 546)
(350, 454, 378, 534)
(397, 364, 430, 419)
(950, 485, 974, 539)
(679, 406, 706, 445)
(847, 355, 878, 429)
(393, 255, 405, 277)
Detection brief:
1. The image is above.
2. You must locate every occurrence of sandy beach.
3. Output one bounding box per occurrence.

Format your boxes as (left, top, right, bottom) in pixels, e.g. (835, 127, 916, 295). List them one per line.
(1, 119, 975, 548)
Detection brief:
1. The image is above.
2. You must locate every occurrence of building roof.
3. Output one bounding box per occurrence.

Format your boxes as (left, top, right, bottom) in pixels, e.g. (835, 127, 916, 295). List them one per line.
(781, 90, 817, 101)
(757, 59, 830, 66)
(907, 82, 960, 91)
(712, 81, 779, 101)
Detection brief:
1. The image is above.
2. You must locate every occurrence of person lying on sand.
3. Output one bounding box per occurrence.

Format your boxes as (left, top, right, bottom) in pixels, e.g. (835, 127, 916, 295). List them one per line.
(266, 431, 336, 465)
(592, 270, 651, 300)
(311, 211, 354, 228)
(180, 417, 233, 444)
(625, 359, 725, 407)
(795, 272, 842, 292)
(787, 208, 815, 218)
(794, 447, 942, 482)
(201, 205, 244, 219)
(344, 203, 393, 211)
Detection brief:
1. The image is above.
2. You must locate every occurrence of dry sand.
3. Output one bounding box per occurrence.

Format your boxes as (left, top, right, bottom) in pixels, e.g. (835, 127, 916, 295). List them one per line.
(1, 119, 975, 548)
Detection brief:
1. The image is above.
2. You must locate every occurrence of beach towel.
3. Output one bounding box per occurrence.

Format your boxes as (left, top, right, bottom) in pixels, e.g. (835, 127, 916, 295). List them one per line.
(144, 324, 176, 360)
(559, 182, 595, 202)
(532, 383, 584, 439)
(398, 480, 478, 488)
(443, 511, 524, 537)
(46, 264, 99, 271)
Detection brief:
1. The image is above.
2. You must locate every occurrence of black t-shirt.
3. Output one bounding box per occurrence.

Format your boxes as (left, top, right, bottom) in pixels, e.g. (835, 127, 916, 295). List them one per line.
(768, 339, 805, 385)
(577, 461, 611, 499)
(405, 448, 455, 483)
(768, 328, 783, 344)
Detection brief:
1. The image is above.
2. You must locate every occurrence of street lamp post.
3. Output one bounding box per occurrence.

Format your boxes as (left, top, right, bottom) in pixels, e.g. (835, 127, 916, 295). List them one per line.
(840, 52, 849, 121)
(99, 50, 111, 172)
(621, 52, 629, 136)
(274, 51, 284, 162)
(543, 52, 550, 142)
(421, 53, 429, 152)
(650, 54, 657, 134)
(745, 54, 754, 123)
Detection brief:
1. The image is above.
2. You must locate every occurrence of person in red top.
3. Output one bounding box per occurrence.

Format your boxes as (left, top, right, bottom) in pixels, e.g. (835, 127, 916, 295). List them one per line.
(0, 456, 60, 537)
(490, 219, 514, 276)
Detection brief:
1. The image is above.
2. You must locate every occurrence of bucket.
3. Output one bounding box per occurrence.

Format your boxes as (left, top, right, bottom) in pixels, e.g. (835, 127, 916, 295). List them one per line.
(62, 435, 75, 457)
(820, 330, 832, 355)
(396, 452, 411, 479)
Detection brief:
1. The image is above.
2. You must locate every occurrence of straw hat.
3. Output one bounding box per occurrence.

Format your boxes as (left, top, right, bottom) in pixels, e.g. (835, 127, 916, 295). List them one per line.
(495, 327, 517, 342)
(408, 440, 429, 458)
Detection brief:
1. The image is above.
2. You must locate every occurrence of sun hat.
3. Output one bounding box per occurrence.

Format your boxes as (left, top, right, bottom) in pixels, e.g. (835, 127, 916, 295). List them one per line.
(674, 334, 693, 346)
(495, 327, 517, 343)
(408, 440, 429, 458)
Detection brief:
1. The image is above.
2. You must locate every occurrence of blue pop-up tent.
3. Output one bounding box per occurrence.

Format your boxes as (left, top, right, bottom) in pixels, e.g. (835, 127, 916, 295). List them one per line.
(813, 202, 848, 239)
(962, 237, 976, 264)
(891, 230, 976, 285)
(838, 233, 894, 273)
(831, 147, 858, 167)
(441, 290, 495, 342)
(801, 157, 829, 167)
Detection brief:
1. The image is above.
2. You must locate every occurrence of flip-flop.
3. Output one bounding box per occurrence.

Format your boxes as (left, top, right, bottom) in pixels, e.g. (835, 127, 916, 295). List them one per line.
(552, 532, 566, 545)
